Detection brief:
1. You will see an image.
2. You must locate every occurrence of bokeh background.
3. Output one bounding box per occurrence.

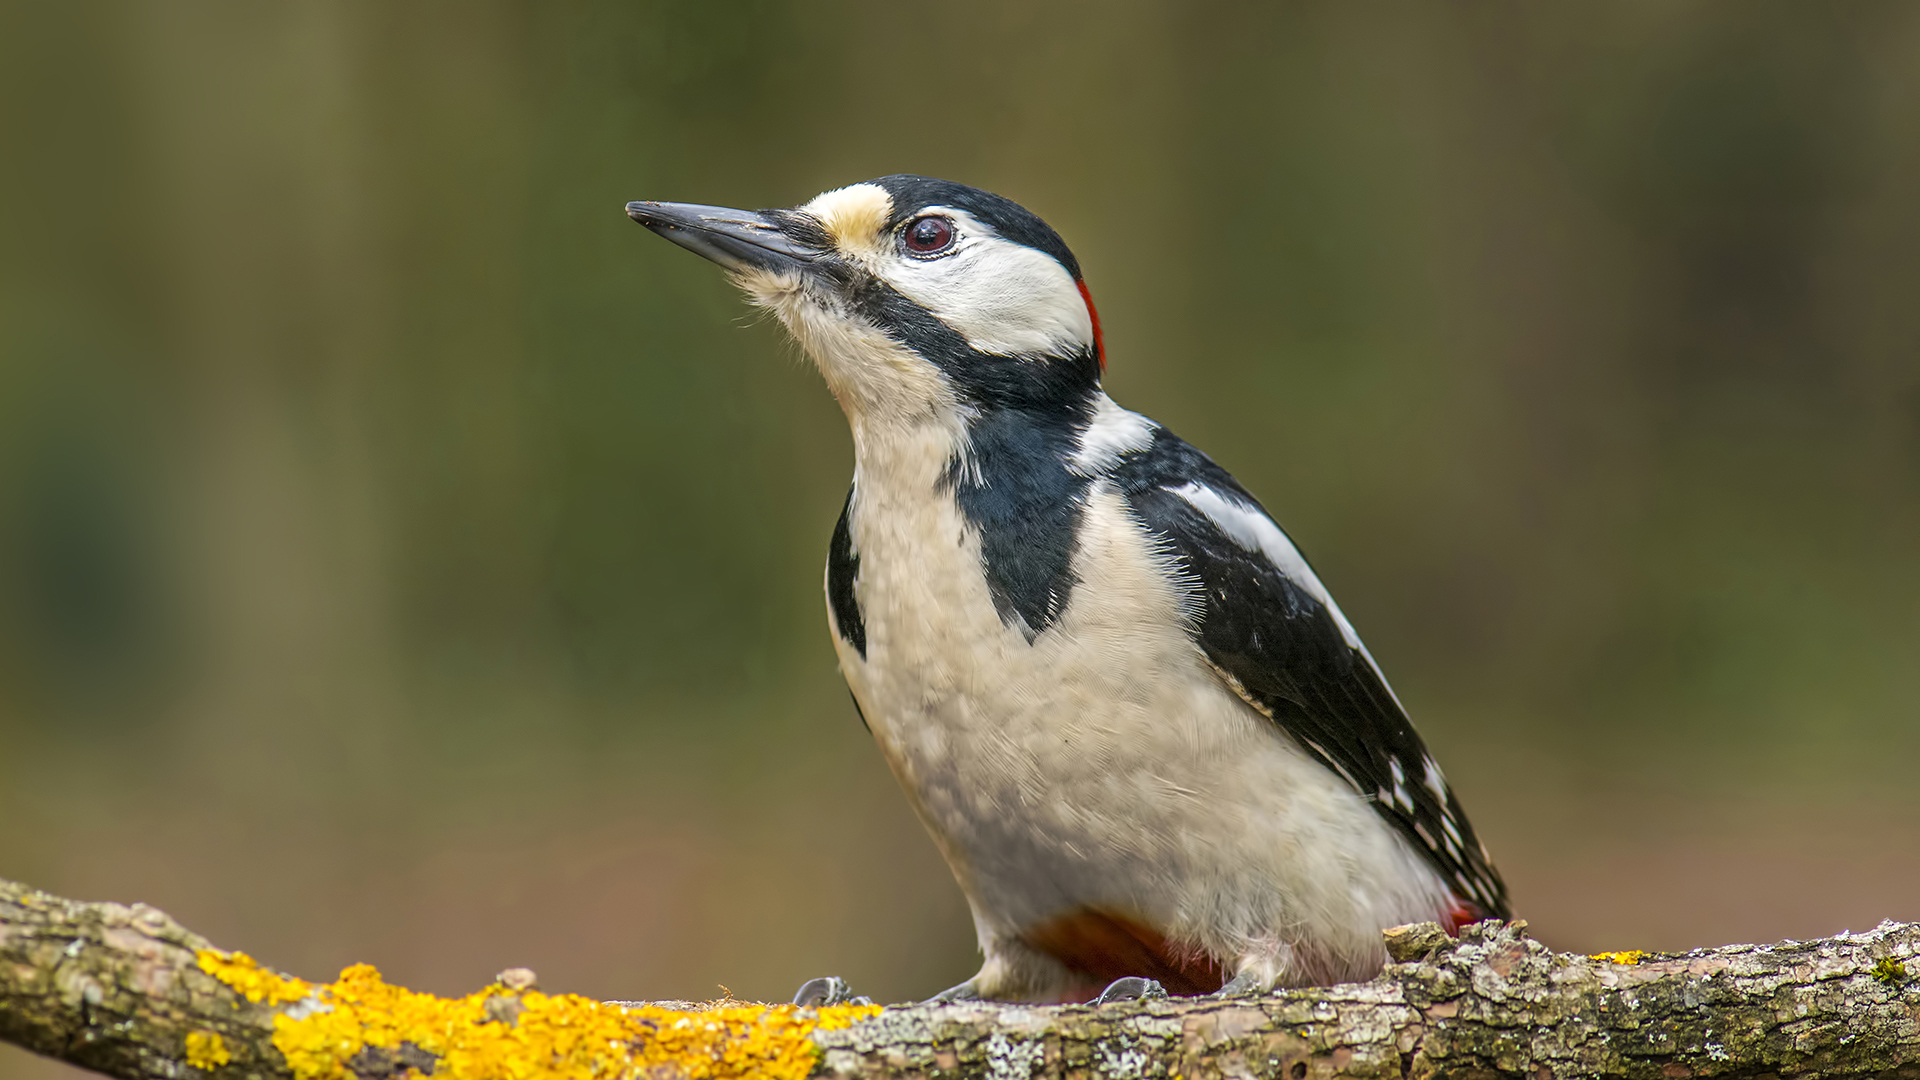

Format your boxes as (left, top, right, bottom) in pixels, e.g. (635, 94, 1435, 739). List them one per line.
(4, 1, 1919, 1074)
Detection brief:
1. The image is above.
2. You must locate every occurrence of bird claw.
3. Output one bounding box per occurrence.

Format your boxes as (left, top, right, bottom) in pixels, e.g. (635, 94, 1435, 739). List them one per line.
(926, 978, 983, 1003)
(1210, 970, 1265, 998)
(1094, 976, 1168, 1004)
(791, 976, 871, 1007)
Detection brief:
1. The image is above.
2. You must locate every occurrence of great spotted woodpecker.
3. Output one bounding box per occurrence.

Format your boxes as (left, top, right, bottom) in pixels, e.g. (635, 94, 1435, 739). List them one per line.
(626, 176, 1509, 1005)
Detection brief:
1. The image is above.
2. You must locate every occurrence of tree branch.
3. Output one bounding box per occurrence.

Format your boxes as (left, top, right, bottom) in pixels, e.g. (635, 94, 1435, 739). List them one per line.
(4, 875, 1917, 1080)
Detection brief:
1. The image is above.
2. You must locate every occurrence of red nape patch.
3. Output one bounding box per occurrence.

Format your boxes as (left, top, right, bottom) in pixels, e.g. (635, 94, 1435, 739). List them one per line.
(1075, 279, 1105, 371)
(1026, 908, 1224, 999)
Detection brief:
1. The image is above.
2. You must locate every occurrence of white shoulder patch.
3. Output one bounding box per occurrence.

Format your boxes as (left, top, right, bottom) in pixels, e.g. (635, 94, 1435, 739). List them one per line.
(1167, 481, 1364, 650)
(1069, 394, 1156, 475)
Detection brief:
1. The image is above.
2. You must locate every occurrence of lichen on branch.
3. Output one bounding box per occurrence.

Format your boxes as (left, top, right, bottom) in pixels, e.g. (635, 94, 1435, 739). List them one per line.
(194, 948, 876, 1080)
(0, 876, 872, 1080)
(4, 874, 1920, 1080)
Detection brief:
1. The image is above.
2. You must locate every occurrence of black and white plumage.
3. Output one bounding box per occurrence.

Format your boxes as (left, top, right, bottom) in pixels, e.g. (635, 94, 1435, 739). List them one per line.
(627, 175, 1509, 1003)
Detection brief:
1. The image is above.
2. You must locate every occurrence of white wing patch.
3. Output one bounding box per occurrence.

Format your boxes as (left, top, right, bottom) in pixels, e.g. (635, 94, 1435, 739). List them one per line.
(1069, 394, 1156, 476)
(1167, 482, 1363, 649)
(1168, 480, 1421, 721)
(876, 208, 1093, 357)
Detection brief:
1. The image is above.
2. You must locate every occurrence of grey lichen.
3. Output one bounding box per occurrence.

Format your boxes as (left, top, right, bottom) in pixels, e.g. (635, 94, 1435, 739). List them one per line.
(811, 917, 1920, 1079)
(7, 876, 1920, 1080)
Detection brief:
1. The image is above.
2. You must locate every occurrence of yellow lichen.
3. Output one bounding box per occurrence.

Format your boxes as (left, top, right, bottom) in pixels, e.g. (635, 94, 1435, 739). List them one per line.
(197, 951, 880, 1080)
(185, 1030, 232, 1070)
(1589, 950, 1650, 966)
(197, 950, 315, 1006)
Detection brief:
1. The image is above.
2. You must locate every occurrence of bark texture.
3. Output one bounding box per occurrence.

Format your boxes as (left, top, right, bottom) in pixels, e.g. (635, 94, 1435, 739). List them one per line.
(4, 875, 1919, 1080)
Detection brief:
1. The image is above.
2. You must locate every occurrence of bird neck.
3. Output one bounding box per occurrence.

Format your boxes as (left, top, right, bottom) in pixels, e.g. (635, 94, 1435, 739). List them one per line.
(846, 389, 1101, 512)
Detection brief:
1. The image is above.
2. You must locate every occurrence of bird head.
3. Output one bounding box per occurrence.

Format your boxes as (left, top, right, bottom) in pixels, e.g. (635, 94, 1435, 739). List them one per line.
(628, 176, 1104, 428)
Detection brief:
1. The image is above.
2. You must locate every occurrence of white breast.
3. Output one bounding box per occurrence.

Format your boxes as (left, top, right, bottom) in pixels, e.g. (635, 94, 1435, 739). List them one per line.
(830, 422, 1451, 984)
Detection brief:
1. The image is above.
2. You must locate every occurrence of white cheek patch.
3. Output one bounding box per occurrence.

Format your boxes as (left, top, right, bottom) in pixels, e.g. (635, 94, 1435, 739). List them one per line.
(877, 209, 1094, 357)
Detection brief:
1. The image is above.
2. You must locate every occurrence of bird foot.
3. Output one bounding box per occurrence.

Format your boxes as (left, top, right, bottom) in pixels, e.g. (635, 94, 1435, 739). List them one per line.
(1094, 976, 1169, 1004)
(925, 978, 984, 1003)
(791, 976, 872, 1007)
(1209, 970, 1266, 998)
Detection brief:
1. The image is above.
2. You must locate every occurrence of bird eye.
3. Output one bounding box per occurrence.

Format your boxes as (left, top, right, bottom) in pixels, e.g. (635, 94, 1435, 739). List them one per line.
(902, 216, 956, 256)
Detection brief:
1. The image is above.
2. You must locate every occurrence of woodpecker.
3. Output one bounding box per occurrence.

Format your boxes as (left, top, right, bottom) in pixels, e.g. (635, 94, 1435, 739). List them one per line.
(626, 176, 1509, 1005)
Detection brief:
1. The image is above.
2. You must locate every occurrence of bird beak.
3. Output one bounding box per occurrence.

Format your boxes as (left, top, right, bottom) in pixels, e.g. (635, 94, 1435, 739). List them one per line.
(626, 201, 817, 273)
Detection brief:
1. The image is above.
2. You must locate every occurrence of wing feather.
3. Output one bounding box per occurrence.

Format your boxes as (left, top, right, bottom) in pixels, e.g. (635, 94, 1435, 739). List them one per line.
(1108, 428, 1510, 919)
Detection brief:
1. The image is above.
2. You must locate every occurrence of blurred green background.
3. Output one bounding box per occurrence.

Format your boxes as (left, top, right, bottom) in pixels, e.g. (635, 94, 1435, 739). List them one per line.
(3, 2, 1919, 1074)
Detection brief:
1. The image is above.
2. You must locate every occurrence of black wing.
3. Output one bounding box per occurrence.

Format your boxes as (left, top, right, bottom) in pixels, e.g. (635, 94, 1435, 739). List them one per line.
(1110, 429, 1510, 919)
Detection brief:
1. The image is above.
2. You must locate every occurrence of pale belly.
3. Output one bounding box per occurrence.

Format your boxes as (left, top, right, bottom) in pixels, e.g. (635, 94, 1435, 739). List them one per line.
(831, 482, 1449, 978)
